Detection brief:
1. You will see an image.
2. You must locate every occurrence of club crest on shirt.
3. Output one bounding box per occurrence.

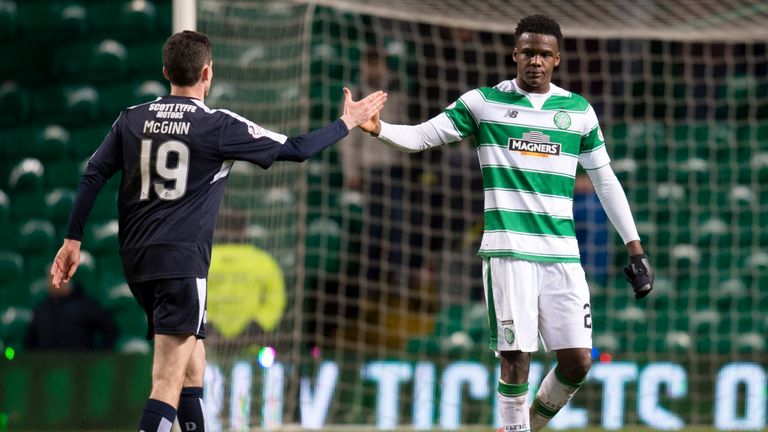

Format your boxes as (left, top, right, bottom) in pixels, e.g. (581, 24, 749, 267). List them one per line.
(508, 131, 561, 158)
(554, 110, 571, 129)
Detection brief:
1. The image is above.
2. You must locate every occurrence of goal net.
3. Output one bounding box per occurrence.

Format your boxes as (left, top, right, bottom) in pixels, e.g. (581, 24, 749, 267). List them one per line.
(198, 0, 768, 430)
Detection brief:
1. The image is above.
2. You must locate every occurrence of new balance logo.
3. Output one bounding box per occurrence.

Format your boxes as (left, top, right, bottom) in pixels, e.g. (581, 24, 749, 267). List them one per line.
(505, 110, 519, 118)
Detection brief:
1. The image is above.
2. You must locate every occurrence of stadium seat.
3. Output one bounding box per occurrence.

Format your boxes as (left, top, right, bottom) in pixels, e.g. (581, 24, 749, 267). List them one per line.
(72, 250, 98, 301)
(105, 283, 146, 339)
(125, 41, 163, 77)
(0, 189, 9, 221)
(86, 219, 119, 253)
(7, 158, 44, 193)
(0, 306, 33, 348)
(87, 0, 158, 40)
(593, 333, 620, 353)
(115, 336, 151, 355)
(0, 81, 30, 125)
(70, 125, 108, 157)
(90, 39, 129, 82)
(90, 189, 119, 220)
(735, 332, 765, 354)
(45, 158, 85, 190)
(0, 250, 24, 307)
(28, 124, 72, 161)
(32, 85, 101, 126)
(0, 250, 24, 286)
(0, 0, 17, 38)
(17, 219, 55, 255)
(135, 80, 166, 102)
(44, 188, 75, 225)
(305, 217, 341, 273)
(663, 331, 692, 353)
(17, 2, 87, 41)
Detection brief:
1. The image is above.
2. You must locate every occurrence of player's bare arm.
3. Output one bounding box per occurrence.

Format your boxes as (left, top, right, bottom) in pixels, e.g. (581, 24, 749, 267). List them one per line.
(340, 87, 387, 130)
(50, 238, 81, 289)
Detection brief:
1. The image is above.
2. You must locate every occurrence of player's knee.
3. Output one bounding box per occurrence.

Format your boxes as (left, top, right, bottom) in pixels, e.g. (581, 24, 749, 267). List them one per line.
(558, 353, 592, 382)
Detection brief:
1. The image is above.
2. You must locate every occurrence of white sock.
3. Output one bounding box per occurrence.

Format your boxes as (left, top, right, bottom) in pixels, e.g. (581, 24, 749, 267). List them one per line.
(530, 368, 583, 432)
(498, 380, 529, 431)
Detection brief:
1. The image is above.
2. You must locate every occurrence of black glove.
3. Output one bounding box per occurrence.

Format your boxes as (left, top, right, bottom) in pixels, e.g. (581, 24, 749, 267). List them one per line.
(623, 253, 654, 299)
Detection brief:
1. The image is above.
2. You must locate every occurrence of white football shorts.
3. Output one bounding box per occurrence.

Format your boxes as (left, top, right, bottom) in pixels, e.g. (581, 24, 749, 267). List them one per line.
(482, 257, 592, 353)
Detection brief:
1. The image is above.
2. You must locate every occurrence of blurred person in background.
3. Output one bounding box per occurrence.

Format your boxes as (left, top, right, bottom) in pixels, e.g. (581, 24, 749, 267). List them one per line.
(25, 278, 118, 351)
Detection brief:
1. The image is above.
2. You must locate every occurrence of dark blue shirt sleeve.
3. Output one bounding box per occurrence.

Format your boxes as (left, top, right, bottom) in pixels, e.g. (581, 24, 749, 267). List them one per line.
(276, 120, 349, 162)
(218, 114, 349, 166)
(65, 115, 123, 240)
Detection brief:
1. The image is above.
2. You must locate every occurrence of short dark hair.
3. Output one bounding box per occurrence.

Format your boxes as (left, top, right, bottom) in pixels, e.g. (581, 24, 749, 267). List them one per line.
(514, 15, 563, 49)
(162, 30, 212, 87)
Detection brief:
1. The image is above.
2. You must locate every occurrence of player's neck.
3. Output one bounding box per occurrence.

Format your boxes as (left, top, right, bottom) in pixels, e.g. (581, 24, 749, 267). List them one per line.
(170, 84, 205, 102)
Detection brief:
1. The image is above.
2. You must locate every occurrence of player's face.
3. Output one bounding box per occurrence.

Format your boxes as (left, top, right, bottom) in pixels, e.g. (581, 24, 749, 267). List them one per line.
(513, 33, 560, 93)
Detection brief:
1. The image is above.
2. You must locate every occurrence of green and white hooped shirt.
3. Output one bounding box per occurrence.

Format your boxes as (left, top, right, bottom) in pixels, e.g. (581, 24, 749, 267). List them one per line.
(431, 80, 611, 263)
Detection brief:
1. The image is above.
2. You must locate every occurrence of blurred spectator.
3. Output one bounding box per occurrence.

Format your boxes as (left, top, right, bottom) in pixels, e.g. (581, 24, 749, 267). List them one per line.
(339, 47, 409, 288)
(25, 278, 118, 351)
(573, 171, 610, 285)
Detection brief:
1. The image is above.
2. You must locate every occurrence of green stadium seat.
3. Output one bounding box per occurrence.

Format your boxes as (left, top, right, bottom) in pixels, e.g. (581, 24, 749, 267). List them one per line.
(70, 125, 108, 157)
(135, 80, 166, 102)
(100, 80, 165, 116)
(735, 332, 765, 354)
(0, 81, 31, 125)
(87, 0, 158, 40)
(0, 189, 9, 221)
(17, 219, 55, 255)
(115, 336, 151, 355)
(125, 41, 163, 77)
(405, 335, 440, 355)
(305, 217, 341, 273)
(86, 220, 119, 253)
(8, 158, 44, 193)
(669, 244, 701, 272)
(593, 333, 620, 353)
(105, 283, 145, 339)
(0, 41, 55, 83)
(90, 188, 118, 220)
(44, 188, 75, 225)
(27, 124, 72, 161)
(45, 158, 85, 190)
(0, 250, 23, 285)
(32, 85, 101, 126)
(72, 250, 98, 301)
(0, 306, 33, 348)
(432, 304, 464, 337)
(714, 278, 748, 311)
(17, 2, 87, 41)
(10, 191, 45, 222)
(90, 39, 129, 82)
(0, 0, 17, 38)
(663, 331, 692, 353)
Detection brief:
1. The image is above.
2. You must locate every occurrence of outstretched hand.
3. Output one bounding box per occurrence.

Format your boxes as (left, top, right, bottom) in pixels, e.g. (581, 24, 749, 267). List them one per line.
(50, 239, 81, 289)
(340, 87, 386, 133)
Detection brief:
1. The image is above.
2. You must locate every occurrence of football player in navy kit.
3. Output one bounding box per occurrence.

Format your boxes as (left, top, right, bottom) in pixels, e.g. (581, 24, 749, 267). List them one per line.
(50, 30, 387, 432)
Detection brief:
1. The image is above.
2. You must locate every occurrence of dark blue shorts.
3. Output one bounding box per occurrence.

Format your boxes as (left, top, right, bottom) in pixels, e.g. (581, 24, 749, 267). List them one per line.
(129, 277, 207, 340)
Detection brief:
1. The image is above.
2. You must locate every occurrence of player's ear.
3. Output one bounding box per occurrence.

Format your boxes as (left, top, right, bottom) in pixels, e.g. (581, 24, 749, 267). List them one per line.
(201, 61, 212, 84)
(554, 52, 560, 68)
(512, 47, 518, 62)
(162, 67, 170, 81)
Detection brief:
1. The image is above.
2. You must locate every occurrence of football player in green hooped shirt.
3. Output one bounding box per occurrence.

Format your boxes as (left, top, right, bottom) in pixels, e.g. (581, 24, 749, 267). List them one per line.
(358, 14, 654, 432)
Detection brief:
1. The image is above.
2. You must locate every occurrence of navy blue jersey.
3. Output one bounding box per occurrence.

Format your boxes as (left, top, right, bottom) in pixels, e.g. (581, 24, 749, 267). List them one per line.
(66, 95, 348, 283)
